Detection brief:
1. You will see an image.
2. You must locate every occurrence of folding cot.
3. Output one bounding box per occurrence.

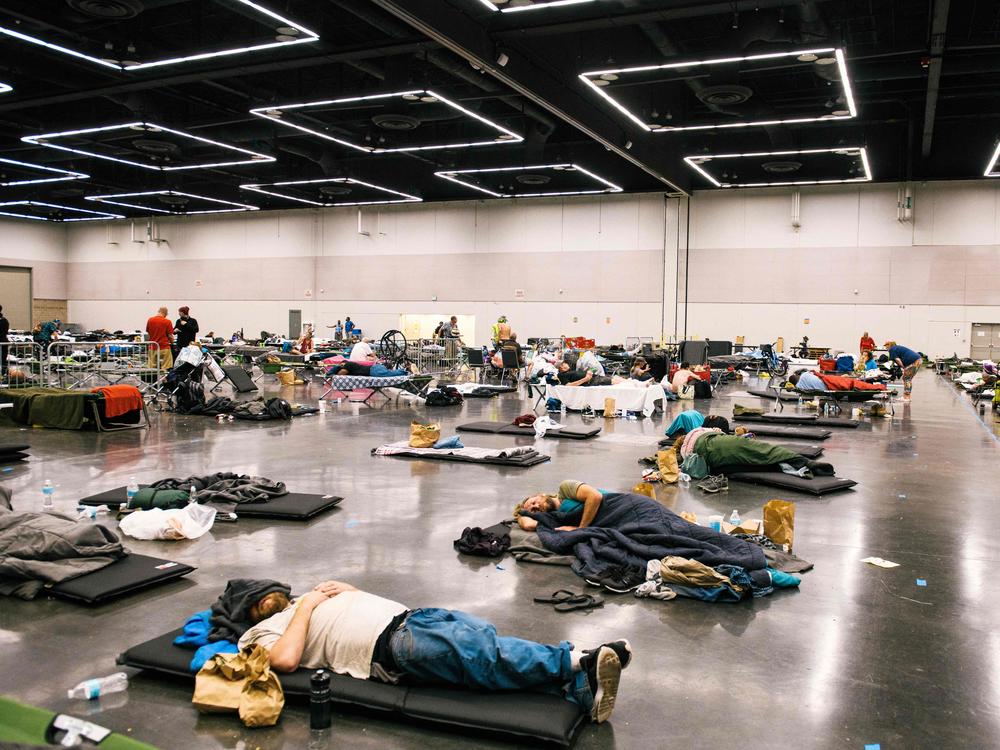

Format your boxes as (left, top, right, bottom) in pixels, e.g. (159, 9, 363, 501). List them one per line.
(118, 630, 585, 746)
(318, 373, 418, 406)
(0, 387, 149, 431)
(78, 486, 343, 521)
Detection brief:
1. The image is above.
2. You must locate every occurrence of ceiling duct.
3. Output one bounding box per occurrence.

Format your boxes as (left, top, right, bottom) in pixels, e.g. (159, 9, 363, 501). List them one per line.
(130, 138, 182, 158)
(761, 160, 802, 173)
(515, 173, 551, 185)
(695, 84, 754, 107)
(66, 0, 144, 19)
(372, 113, 421, 131)
(157, 193, 189, 206)
(320, 185, 352, 196)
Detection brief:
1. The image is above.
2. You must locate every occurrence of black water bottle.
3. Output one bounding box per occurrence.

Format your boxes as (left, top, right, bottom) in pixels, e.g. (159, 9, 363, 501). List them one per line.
(310, 669, 331, 729)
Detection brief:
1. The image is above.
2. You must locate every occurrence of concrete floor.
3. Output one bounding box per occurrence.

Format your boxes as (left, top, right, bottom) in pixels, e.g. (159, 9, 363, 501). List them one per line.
(2, 371, 999, 750)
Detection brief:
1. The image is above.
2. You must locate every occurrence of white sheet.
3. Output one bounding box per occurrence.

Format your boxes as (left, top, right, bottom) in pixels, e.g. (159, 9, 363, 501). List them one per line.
(545, 383, 666, 417)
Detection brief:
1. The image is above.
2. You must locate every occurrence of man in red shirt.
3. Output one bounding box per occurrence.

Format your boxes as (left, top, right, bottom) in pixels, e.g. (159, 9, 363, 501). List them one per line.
(146, 307, 174, 370)
(859, 331, 875, 354)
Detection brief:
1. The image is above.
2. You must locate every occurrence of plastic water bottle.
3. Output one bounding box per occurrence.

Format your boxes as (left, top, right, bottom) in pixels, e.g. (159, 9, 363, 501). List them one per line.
(126, 477, 139, 505)
(797, 395, 803, 408)
(189, 485, 197, 504)
(68, 672, 129, 700)
(560, 401, 567, 416)
(729, 508, 741, 526)
(41, 479, 54, 511)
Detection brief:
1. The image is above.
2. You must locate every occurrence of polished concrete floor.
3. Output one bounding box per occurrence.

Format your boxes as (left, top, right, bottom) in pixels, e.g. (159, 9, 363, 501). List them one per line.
(2, 371, 998, 749)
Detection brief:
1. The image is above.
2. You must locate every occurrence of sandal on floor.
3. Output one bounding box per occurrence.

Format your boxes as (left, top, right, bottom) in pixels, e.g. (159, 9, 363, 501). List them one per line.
(533, 589, 579, 604)
(554, 594, 604, 612)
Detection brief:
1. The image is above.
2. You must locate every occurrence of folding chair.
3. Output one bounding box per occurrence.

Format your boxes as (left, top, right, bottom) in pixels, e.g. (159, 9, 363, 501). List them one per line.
(465, 347, 487, 384)
(499, 348, 522, 387)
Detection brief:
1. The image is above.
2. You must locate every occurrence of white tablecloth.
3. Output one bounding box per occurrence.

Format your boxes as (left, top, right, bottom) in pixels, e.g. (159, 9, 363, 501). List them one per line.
(545, 383, 667, 417)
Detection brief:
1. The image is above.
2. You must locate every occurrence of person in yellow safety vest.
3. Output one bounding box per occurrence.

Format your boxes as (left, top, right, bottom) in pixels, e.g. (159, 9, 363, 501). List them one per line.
(492, 316, 512, 345)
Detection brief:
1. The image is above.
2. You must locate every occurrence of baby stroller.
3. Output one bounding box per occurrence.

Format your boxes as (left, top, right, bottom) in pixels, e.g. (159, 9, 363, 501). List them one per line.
(148, 348, 207, 411)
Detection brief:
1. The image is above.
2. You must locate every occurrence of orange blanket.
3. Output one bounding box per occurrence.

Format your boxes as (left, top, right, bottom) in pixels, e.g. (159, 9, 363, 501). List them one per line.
(818, 374, 886, 392)
(91, 385, 144, 418)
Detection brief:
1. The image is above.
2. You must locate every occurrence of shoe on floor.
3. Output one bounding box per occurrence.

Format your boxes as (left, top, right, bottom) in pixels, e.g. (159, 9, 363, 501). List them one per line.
(581, 646, 622, 723)
(599, 568, 646, 594)
(698, 474, 729, 493)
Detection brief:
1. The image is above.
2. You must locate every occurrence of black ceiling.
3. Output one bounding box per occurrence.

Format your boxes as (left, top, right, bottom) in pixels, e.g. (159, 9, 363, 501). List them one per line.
(0, 0, 995, 219)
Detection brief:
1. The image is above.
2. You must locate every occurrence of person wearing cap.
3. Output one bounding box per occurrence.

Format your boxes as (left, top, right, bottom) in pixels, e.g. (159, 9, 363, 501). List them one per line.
(174, 306, 200, 355)
(491, 315, 512, 346)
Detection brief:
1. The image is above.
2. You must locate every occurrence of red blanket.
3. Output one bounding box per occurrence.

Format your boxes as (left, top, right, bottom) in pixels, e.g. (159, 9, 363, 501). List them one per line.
(91, 385, 144, 418)
(818, 374, 886, 392)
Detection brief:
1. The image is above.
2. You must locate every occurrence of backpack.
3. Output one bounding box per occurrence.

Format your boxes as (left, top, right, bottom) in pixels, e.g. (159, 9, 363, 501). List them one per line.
(693, 379, 712, 399)
(426, 386, 463, 407)
(680, 452, 709, 479)
(170, 379, 205, 413)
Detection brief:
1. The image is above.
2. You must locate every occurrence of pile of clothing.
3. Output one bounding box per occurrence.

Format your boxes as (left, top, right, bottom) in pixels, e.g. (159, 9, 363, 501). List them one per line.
(634, 556, 800, 602)
(128, 473, 289, 512)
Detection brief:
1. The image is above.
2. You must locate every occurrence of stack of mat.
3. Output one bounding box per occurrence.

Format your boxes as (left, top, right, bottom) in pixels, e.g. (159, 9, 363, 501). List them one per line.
(0, 444, 29, 464)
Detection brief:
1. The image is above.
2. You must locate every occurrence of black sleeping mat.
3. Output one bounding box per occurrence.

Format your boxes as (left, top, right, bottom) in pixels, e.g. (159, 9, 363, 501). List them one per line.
(0, 452, 29, 463)
(375, 449, 550, 467)
(119, 630, 585, 746)
(0, 444, 30, 454)
(457, 421, 601, 440)
(732, 424, 833, 440)
(734, 413, 860, 428)
(49, 554, 195, 605)
(727, 472, 857, 495)
(746, 388, 798, 401)
(78, 486, 343, 520)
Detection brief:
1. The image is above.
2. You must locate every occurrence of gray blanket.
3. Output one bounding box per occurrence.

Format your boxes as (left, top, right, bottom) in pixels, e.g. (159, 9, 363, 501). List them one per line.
(509, 526, 576, 567)
(150, 473, 287, 509)
(0, 488, 127, 599)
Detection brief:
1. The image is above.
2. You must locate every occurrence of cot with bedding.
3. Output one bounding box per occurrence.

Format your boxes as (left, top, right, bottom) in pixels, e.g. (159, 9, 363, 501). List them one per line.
(318, 373, 413, 405)
(78, 486, 343, 521)
(0, 386, 149, 431)
(118, 630, 584, 746)
(544, 383, 667, 417)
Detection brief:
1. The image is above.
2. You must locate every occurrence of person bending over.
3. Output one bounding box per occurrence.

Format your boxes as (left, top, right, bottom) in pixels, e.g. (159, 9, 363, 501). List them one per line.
(884, 340, 922, 400)
(665, 362, 695, 394)
(515, 481, 607, 532)
(237, 580, 630, 724)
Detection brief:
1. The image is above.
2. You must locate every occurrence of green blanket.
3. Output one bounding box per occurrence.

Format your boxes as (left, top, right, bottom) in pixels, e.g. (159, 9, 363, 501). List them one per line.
(696, 433, 801, 471)
(0, 696, 158, 749)
(129, 488, 190, 510)
(0, 388, 88, 430)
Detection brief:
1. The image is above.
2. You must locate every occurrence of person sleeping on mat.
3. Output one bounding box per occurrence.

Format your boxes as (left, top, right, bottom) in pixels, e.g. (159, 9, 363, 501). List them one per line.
(515, 480, 608, 532)
(235, 580, 631, 724)
(668, 427, 835, 479)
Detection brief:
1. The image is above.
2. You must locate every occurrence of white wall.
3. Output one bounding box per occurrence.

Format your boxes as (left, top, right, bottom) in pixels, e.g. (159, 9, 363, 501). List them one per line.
(686, 180, 1000, 357)
(0, 218, 67, 302)
(65, 193, 672, 345)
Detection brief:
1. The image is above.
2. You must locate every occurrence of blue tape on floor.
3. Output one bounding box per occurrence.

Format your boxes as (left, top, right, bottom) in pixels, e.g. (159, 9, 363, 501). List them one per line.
(916, 578, 927, 586)
(345, 520, 359, 529)
(864, 745, 881, 750)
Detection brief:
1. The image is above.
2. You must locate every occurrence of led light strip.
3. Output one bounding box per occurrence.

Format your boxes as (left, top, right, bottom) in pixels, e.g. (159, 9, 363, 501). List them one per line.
(0, 157, 88, 187)
(579, 48, 857, 133)
(683, 147, 872, 188)
(85, 190, 258, 215)
(240, 178, 421, 207)
(0, 1, 317, 71)
(0, 201, 123, 222)
(475, 0, 598, 12)
(22, 121, 274, 172)
(0, 82, 12, 94)
(250, 90, 522, 153)
(434, 163, 622, 198)
(983, 142, 1000, 177)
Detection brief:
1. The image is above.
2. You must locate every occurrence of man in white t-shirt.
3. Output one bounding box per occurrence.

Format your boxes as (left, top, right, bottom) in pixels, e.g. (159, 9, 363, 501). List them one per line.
(237, 580, 631, 724)
(349, 339, 375, 362)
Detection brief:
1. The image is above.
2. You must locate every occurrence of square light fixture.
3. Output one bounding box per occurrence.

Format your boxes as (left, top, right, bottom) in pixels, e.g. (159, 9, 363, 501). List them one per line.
(22, 122, 274, 171)
(0, 201, 123, 222)
(474, 0, 598, 12)
(240, 178, 421, 207)
(85, 191, 259, 215)
(434, 163, 622, 198)
(0, 1, 317, 71)
(580, 48, 857, 133)
(250, 90, 522, 153)
(0, 82, 11, 94)
(683, 147, 872, 188)
(983, 142, 1000, 177)
(0, 157, 88, 187)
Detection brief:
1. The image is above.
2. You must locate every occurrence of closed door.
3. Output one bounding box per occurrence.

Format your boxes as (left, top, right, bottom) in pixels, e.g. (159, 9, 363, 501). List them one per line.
(0, 267, 31, 329)
(288, 309, 301, 339)
(970, 323, 1000, 360)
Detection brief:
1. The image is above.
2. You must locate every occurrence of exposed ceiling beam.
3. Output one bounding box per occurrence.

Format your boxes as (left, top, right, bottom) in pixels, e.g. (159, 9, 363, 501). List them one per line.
(366, 0, 688, 193)
(921, 0, 951, 158)
(0, 38, 434, 115)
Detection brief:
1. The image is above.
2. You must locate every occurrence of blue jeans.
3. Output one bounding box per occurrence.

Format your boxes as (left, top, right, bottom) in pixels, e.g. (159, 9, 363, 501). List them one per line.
(389, 608, 591, 708)
(371, 364, 407, 378)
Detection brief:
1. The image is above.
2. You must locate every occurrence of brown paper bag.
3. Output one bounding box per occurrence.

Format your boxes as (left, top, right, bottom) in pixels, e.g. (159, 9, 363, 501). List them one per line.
(631, 482, 656, 498)
(763, 499, 795, 549)
(603, 397, 616, 416)
(193, 646, 285, 727)
(656, 450, 679, 484)
(409, 421, 441, 448)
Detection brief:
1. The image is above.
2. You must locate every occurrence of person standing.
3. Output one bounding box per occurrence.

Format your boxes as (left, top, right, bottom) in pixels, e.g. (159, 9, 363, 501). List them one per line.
(491, 315, 511, 346)
(859, 331, 875, 354)
(0, 306, 8, 378)
(173, 306, 199, 354)
(329, 320, 344, 341)
(344, 317, 355, 340)
(33, 319, 61, 350)
(145, 307, 174, 370)
(885, 340, 923, 400)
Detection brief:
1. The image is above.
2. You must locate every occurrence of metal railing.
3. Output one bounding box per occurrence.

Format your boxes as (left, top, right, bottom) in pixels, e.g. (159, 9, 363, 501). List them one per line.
(46, 340, 165, 392)
(406, 339, 467, 379)
(1, 342, 45, 389)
